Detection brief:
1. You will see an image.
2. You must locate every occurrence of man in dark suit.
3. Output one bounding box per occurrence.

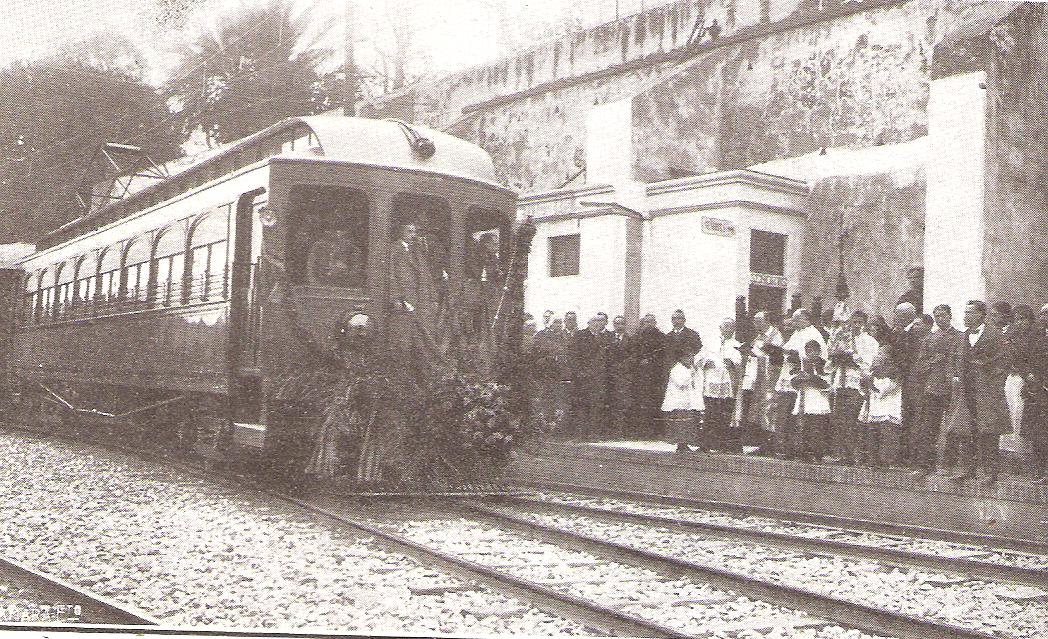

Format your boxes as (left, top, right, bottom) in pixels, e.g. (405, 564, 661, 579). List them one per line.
(387, 222, 440, 373)
(894, 302, 929, 467)
(910, 304, 959, 475)
(949, 300, 1011, 485)
(632, 313, 667, 439)
(665, 309, 703, 366)
(605, 315, 633, 438)
(563, 311, 580, 338)
(572, 316, 611, 441)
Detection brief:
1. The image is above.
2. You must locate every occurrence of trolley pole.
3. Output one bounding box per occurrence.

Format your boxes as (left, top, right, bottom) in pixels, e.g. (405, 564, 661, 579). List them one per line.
(344, 0, 356, 117)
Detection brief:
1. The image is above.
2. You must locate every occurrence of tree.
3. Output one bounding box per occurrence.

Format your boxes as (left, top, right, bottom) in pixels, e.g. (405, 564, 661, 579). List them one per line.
(164, 0, 339, 148)
(0, 39, 181, 243)
(353, 0, 434, 97)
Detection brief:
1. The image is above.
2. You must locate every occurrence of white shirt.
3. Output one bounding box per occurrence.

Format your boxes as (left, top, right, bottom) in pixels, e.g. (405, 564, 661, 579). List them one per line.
(743, 325, 784, 390)
(700, 336, 742, 398)
(775, 325, 827, 392)
(968, 323, 984, 347)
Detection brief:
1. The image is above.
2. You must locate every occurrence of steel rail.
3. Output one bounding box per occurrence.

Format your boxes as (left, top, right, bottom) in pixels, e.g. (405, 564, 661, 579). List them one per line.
(526, 481, 1048, 555)
(269, 494, 699, 639)
(0, 425, 692, 638)
(502, 494, 1048, 590)
(462, 501, 1001, 639)
(0, 555, 159, 626)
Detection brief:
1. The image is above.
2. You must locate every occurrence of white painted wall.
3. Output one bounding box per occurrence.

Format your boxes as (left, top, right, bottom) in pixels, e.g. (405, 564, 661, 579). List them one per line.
(924, 71, 987, 324)
(640, 208, 740, 343)
(524, 212, 629, 324)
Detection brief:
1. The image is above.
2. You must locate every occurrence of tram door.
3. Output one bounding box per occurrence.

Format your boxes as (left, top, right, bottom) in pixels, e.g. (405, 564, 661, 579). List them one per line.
(229, 188, 265, 429)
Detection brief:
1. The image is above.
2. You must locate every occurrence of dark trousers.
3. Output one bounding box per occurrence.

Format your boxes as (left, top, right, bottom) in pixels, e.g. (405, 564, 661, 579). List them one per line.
(914, 394, 948, 470)
(831, 389, 863, 463)
(704, 397, 736, 451)
(606, 381, 630, 439)
(900, 382, 923, 465)
(956, 431, 1001, 478)
(790, 413, 829, 460)
(859, 421, 902, 467)
(570, 380, 606, 440)
(768, 392, 796, 456)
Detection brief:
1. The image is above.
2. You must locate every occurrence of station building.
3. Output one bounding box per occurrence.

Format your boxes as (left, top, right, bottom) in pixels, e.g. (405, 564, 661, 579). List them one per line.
(364, 0, 1048, 345)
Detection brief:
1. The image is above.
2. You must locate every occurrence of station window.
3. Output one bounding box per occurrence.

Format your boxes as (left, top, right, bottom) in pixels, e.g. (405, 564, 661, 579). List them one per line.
(152, 225, 187, 307)
(548, 234, 580, 277)
(287, 186, 369, 289)
(188, 206, 230, 302)
(392, 193, 450, 284)
(750, 230, 786, 276)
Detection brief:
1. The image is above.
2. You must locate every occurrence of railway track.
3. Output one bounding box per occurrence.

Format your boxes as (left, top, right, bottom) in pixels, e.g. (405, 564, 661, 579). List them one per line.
(302, 496, 875, 639)
(0, 554, 158, 626)
(529, 482, 1048, 555)
(3, 424, 1044, 637)
(504, 492, 1048, 589)
(461, 496, 1048, 639)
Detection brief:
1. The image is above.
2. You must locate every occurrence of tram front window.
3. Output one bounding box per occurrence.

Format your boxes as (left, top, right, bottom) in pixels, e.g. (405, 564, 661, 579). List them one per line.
(288, 186, 368, 289)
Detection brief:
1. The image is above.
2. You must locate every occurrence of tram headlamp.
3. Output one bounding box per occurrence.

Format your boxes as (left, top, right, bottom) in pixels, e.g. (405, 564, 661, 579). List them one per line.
(259, 207, 278, 228)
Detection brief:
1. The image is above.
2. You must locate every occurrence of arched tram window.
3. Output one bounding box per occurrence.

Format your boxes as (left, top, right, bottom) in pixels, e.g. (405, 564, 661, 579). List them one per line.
(151, 224, 187, 307)
(21, 273, 35, 326)
(70, 255, 92, 318)
(286, 186, 369, 289)
(97, 246, 122, 314)
(121, 238, 151, 309)
(187, 205, 230, 303)
(53, 263, 74, 320)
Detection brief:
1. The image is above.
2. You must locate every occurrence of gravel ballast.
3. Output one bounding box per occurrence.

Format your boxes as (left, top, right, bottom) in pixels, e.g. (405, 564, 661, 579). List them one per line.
(496, 501, 1048, 638)
(0, 434, 587, 634)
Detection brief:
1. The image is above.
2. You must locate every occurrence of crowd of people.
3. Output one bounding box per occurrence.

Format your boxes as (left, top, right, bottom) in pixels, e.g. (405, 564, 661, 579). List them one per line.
(523, 279, 1048, 486)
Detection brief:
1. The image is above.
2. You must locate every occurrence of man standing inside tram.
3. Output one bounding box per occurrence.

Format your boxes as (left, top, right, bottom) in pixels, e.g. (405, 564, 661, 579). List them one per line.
(388, 220, 441, 372)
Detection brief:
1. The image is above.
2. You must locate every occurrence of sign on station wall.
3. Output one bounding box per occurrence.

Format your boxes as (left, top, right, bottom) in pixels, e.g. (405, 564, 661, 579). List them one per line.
(701, 216, 735, 237)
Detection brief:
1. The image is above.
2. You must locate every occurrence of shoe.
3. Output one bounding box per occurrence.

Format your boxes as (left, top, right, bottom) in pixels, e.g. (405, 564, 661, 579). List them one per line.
(947, 470, 974, 482)
(979, 474, 998, 487)
(909, 468, 930, 478)
(675, 443, 690, 454)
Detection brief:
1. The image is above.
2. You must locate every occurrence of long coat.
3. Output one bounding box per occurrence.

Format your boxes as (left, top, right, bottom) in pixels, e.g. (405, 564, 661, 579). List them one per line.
(954, 326, 1011, 435)
(914, 327, 960, 397)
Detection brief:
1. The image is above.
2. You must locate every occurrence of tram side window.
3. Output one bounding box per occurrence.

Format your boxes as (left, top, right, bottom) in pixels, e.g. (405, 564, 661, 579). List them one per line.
(152, 226, 187, 307)
(121, 239, 152, 307)
(287, 186, 369, 289)
(97, 247, 121, 314)
(22, 274, 35, 326)
(188, 207, 230, 303)
(392, 193, 451, 283)
(35, 270, 46, 320)
(53, 263, 74, 320)
(76, 260, 96, 314)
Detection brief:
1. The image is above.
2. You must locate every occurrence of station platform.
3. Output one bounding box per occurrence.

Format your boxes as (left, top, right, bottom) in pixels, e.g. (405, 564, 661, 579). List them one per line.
(508, 439, 1048, 543)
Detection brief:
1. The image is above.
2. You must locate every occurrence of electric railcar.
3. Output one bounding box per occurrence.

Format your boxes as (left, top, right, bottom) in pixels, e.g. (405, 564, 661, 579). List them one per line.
(7, 116, 520, 460)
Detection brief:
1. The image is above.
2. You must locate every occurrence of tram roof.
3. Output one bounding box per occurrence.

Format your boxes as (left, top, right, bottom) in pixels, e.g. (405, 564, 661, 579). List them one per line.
(41, 116, 507, 248)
